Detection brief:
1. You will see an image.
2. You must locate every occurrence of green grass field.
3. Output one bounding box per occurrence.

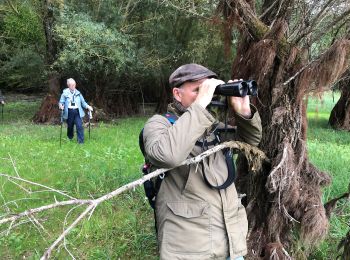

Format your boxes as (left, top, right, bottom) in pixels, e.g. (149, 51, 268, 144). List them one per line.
(0, 93, 349, 259)
(306, 93, 350, 259)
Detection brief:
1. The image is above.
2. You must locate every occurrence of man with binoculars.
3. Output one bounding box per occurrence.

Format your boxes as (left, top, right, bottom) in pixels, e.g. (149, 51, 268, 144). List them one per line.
(142, 63, 262, 260)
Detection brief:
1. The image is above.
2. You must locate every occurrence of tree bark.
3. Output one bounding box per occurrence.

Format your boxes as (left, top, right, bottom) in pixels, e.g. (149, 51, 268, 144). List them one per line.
(33, 0, 61, 124)
(329, 70, 350, 130)
(32, 75, 60, 124)
(219, 0, 350, 258)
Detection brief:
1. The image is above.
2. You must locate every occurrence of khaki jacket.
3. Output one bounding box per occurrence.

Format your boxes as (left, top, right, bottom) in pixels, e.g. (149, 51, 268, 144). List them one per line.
(143, 102, 262, 260)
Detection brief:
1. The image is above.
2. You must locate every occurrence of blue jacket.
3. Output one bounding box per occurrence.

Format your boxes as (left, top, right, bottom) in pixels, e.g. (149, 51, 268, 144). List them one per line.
(59, 88, 89, 119)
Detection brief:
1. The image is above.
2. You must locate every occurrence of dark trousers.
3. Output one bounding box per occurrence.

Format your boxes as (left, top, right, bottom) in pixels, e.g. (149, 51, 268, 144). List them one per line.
(67, 109, 84, 143)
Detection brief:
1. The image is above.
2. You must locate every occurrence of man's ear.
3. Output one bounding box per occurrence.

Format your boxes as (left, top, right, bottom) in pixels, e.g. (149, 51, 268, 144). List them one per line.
(173, 87, 182, 102)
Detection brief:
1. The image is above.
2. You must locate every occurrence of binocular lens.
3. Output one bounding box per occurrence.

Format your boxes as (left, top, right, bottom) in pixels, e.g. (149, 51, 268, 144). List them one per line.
(246, 80, 258, 96)
(214, 80, 257, 97)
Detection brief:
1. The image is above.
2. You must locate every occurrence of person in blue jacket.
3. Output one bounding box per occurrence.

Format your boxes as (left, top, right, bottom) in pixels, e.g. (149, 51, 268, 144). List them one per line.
(58, 78, 93, 144)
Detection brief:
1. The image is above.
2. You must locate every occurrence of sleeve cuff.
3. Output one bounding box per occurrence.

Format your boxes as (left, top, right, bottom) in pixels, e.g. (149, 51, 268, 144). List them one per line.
(190, 102, 217, 124)
(235, 104, 258, 121)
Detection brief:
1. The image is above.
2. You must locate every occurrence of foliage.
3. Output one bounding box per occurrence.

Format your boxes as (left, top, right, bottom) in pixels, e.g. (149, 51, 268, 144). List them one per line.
(0, 2, 46, 91)
(0, 0, 236, 109)
(0, 47, 46, 90)
(54, 10, 136, 81)
(2, 3, 45, 46)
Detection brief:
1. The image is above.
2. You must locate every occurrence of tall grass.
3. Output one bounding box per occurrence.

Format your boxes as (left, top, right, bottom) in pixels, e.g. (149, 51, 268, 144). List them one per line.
(0, 93, 349, 259)
(306, 92, 350, 259)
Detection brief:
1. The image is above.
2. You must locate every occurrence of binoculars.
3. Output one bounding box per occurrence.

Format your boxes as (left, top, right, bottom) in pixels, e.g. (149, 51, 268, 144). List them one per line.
(214, 80, 258, 97)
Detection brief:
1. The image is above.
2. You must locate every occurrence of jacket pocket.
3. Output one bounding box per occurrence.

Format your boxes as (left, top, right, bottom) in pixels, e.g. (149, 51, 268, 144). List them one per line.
(228, 205, 248, 256)
(164, 201, 211, 254)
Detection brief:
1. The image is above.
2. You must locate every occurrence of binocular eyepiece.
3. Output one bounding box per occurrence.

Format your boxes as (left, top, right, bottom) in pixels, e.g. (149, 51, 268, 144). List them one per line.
(214, 80, 258, 97)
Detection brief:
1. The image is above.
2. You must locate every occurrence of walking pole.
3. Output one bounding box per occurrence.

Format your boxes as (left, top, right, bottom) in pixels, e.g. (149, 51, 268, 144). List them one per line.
(60, 109, 63, 147)
(1, 104, 3, 122)
(88, 110, 92, 140)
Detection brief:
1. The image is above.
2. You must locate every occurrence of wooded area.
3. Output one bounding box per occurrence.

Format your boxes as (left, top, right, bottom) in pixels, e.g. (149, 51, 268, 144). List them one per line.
(0, 0, 349, 259)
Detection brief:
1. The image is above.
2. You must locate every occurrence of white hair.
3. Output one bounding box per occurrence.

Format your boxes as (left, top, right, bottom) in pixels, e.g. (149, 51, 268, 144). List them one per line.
(67, 78, 76, 85)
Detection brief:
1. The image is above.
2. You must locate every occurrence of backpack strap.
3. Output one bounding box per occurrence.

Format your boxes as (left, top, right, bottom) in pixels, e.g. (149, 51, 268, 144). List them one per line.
(196, 127, 236, 190)
(139, 129, 146, 157)
(163, 113, 178, 124)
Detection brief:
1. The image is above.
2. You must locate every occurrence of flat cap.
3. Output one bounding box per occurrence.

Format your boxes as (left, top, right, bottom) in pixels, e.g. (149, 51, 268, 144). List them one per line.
(169, 63, 217, 88)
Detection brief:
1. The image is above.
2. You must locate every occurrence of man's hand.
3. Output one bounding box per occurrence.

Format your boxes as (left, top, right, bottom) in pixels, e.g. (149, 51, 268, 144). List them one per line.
(228, 80, 251, 118)
(87, 105, 93, 112)
(195, 78, 224, 108)
(59, 104, 64, 110)
(1, 101, 4, 105)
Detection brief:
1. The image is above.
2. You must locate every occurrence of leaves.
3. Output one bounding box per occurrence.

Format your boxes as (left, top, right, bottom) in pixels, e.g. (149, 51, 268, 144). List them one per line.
(53, 10, 135, 78)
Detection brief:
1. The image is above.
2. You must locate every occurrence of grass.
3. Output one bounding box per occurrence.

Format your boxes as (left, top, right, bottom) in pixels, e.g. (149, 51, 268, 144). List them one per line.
(306, 92, 350, 260)
(0, 100, 157, 259)
(0, 92, 349, 259)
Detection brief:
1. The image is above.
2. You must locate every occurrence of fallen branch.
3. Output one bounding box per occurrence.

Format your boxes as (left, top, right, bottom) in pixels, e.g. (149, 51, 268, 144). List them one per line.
(0, 173, 76, 200)
(0, 141, 268, 259)
(0, 199, 91, 225)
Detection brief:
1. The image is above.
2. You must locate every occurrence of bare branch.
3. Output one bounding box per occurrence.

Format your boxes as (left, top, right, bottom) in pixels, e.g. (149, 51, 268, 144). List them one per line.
(259, 0, 279, 20)
(8, 178, 32, 194)
(330, 18, 350, 45)
(41, 204, 96, 260)
(62, 205, 82, 260)
(27, 215, 49, 239)
(270, 0, 286, 28)
(8, 154, 20, 178)
(0, 197, 39, 211)
(266, 144, 288, 192)
(282, 205, 300, 223)
(0, 173, 76, 200)
(291, 0, 335, 44)
(308, 0, 336, 28)
(310, 9, 350, 45)
(0, 199, 91, 225)
(282, 60, 316, 86)
(0, 219, 31, 236)
(0, 141, 268, 259)
(294, 5, 350, 45)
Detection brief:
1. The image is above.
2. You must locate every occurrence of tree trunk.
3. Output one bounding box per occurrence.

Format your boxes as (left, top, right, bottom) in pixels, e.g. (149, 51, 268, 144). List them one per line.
(32, 74, 60, 124)
(329, 70, 350, 130)
(219, 0, 350, 258)
(156, 71, 171, 113)
(33, 0, 61, 124)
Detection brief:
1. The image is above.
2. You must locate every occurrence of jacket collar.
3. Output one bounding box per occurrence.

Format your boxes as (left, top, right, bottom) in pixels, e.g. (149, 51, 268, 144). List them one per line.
(63, 88, 80, 95)
(167, 99, 187, 117)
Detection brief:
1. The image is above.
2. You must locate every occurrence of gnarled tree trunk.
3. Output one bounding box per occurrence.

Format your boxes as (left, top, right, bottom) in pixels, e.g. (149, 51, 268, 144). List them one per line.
(33, 0, 61, 124)
(218, 0, 350, 258)
(329, 70, 350, 130)
(32, 75, 60, 124)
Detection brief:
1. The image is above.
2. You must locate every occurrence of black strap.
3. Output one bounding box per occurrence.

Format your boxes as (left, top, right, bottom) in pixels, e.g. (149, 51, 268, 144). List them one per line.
(201, 148, 235, 190)
(195, 139, 219, 147)
(139, 129, 146, 157)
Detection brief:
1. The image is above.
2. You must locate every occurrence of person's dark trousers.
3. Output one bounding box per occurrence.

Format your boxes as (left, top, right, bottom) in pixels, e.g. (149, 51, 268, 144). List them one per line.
(67, 108, 84, 143)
